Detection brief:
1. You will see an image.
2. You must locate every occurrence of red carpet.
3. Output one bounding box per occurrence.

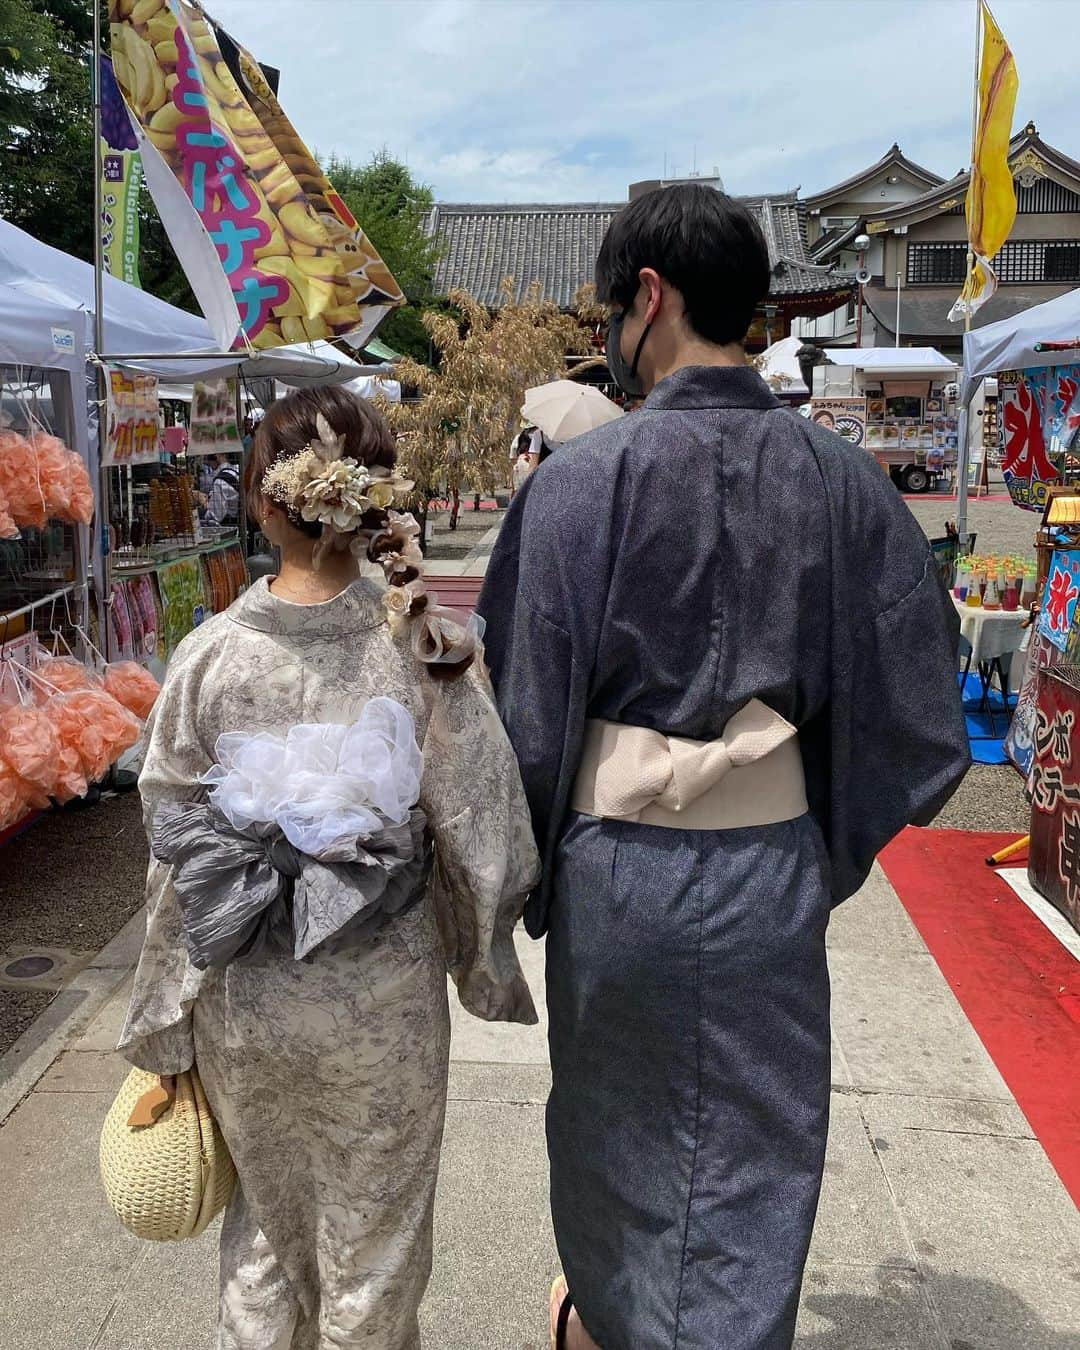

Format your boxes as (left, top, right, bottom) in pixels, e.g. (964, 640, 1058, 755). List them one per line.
(880, 828, 1080, 1206)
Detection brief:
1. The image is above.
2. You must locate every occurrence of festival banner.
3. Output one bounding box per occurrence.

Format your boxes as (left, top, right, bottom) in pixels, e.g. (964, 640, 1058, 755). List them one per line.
(107, 0, 403, 351)
(1038, 551, 1080, 655)
(949, 1, 1019, 322)
(103, 366, 162, 467)
(999, 366, 1080, 511)
(100, 56, 142, 287)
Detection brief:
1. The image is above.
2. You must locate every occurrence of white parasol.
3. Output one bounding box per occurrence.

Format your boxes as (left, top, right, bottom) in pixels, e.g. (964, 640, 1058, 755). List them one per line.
(522, 379, 623, 444)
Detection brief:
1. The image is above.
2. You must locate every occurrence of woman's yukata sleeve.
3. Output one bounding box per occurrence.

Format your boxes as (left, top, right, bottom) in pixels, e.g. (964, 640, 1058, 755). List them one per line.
(420, 664, 540, 1025)
(116, 631, 218, 1074)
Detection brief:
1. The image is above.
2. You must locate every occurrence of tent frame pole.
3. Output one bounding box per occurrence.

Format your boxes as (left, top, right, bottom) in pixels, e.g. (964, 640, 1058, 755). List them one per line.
(92, 7, 112, 658)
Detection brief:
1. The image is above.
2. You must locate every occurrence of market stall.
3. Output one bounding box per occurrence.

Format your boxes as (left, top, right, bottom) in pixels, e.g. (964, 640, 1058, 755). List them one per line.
(962, 288, 1080, 933)
(809, 347, 960, 494)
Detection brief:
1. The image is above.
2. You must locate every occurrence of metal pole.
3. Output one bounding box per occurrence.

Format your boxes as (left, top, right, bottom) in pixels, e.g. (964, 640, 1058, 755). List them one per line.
(895, 270, 902, 348)
(956, 0, 983, 546)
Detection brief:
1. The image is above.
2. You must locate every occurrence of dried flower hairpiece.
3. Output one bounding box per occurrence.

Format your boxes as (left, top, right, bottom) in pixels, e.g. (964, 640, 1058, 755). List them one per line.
(261, 415, 479, 672)
(261, 412, 414, 565)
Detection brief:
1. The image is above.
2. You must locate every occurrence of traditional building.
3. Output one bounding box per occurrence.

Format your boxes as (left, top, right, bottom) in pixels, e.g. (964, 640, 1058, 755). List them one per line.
(803, 123, 1080, 355)
(424, 185, 854, 350)
(795, 144, 943, 346)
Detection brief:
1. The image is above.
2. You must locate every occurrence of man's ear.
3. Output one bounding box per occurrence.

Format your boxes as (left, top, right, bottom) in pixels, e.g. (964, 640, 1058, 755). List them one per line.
(638, 268, 664, 324)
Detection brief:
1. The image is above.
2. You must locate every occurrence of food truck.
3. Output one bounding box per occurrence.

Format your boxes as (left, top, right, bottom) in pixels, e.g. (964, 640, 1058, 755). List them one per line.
(810, 347, 961, 494)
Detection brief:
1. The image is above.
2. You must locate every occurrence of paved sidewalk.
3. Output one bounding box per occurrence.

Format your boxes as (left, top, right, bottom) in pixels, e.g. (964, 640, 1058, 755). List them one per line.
(1, 864, 1077, 1349)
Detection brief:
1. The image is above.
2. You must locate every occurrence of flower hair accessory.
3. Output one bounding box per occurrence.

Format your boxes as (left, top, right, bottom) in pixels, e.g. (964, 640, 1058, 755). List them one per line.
(261, 413, 414, 567)
(261, 414, 479, 673)
(369, 510, 483, 673)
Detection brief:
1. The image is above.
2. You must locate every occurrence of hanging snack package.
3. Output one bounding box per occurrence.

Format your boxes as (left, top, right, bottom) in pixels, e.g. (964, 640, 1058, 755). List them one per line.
(104, 661, 161, 721)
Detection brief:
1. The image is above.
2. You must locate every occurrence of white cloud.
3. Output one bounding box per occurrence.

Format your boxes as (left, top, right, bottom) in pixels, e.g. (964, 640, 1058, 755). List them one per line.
(207, 0, 1080, 203)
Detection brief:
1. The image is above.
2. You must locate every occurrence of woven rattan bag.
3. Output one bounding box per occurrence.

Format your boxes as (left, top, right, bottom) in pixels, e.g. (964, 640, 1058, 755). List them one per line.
(100, 1067, 236, 1241)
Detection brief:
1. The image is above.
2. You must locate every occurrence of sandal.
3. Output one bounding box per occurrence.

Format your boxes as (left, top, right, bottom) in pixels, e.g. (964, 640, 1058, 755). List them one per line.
(550, 1275, 575, 1350)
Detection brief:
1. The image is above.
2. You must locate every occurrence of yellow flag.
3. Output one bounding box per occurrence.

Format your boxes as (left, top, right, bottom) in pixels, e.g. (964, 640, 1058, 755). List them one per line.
(950, 1, 1018, 322)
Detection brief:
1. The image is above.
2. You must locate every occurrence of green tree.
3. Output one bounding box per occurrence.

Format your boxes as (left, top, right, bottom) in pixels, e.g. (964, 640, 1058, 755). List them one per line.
(0, 0, 97, 260)
(323, 150, 444, 361)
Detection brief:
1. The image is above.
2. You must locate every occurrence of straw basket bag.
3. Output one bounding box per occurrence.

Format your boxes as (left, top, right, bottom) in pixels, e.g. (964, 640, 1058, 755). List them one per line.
(100, 1067, 236, 1241)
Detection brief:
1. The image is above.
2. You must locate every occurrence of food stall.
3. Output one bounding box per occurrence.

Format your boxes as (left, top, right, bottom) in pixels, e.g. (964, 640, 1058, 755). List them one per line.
(963, 287, 1080, 933)
(810, 347, 960, 494)
(0, 220, 371, 837)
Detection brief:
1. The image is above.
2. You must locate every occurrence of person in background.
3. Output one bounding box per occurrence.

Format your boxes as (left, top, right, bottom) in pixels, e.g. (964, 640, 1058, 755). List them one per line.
(199, 454, 241, 527)
(511, 444, 535, 498)
(479, 184, 968, 1350)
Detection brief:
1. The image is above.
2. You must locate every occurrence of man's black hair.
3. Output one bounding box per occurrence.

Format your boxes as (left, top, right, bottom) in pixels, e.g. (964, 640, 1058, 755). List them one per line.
(595, 184, 772, 346)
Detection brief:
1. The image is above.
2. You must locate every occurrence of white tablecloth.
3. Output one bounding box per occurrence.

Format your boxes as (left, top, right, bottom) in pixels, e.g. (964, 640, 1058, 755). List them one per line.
(952, 596, 1027, 664)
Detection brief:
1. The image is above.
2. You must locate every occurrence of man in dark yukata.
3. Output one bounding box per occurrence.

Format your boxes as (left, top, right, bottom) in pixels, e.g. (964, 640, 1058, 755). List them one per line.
(478, 184, 969, 1350)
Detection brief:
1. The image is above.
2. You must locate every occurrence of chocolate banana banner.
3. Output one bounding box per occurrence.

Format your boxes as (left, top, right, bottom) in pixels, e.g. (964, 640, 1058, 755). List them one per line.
(108, 0, 404, 352)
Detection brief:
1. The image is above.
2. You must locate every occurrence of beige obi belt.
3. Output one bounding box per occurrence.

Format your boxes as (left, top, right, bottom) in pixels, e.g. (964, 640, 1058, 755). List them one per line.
(571, 698, 807, 831)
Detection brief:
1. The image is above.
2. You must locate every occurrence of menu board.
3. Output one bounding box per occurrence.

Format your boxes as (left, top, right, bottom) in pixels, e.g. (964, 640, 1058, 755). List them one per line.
(863, 385, 957, 461)
(810, 398, 866, 446)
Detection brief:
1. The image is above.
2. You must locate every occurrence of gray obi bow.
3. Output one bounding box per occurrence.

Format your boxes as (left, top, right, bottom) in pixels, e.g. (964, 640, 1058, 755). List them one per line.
(152, 802, 430, 971)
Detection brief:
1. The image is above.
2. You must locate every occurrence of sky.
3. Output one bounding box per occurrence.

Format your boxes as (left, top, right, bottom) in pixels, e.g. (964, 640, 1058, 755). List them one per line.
(208, 0, 1080, 205)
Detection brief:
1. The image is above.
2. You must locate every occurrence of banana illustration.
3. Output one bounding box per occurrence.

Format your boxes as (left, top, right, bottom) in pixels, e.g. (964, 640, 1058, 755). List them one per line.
(145, 13, 176, 46)
(293, 253, 345, 285)
(251, 324, 283, 350)
(302, 316, 331, 342)
(280, 316, 307, 345)
(131, 0, 164, 23)
(279, 201, 328, 249)
(154, 40, 179, 65)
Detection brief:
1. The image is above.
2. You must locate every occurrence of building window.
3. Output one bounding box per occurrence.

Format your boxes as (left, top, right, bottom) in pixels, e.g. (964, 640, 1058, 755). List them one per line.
(845, 293, 857, 323)
(907, 242, 967, 284)
(1043, 243, 1080, 282)
(909, 239, 1080, 285)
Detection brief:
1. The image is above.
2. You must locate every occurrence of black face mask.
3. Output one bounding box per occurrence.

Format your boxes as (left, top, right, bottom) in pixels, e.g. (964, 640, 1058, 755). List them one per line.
(605, 309, 652, 399)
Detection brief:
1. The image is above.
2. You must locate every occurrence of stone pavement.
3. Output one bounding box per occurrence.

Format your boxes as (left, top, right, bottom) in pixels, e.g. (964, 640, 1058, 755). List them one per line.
(1, 864, 1077, 1350)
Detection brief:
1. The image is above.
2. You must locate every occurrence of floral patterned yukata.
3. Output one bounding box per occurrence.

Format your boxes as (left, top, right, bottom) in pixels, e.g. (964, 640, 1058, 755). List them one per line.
(118, 575, 539, 1350)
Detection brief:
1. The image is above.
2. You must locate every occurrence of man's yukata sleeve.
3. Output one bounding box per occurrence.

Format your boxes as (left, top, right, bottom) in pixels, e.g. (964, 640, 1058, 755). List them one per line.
(808, 553, 971, 905)
(477, 483, 591, 937)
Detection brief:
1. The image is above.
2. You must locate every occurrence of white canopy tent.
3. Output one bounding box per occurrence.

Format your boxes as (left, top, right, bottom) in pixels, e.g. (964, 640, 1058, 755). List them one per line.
(956, 287, 1080, 539)
(822, 346, 957, 375)
(961, 286, 1080, 405)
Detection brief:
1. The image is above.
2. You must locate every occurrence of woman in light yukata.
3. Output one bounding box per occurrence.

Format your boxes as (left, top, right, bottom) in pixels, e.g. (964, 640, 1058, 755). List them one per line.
(118, 385, 539, 1349)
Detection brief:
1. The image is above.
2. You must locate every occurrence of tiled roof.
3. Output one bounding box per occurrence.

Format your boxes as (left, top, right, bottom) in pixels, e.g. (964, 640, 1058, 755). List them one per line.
(424, 195, 853, 310)
(802, 144, 943, 211)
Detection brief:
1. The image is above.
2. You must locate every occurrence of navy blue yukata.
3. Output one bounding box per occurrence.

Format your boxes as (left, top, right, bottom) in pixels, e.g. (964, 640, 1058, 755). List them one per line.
(478, 365, 969, 1350)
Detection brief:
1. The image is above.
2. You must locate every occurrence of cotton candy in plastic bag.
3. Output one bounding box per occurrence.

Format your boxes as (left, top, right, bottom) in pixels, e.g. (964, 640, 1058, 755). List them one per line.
(0, 703, 60, 804)
(0, 760, 32, 830)
(63, 449, 94, 526)
(30, 433, 73, 520)
(47, 689, 140, 783)
(0, 430, 47, 529)
(104, 661, 161, 721)
(0, 482, 18, 539)
(34, 655, 101, 697)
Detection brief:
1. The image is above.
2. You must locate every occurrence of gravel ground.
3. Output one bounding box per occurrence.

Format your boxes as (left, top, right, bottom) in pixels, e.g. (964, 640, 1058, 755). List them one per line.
(0, 792, 147, 1055)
